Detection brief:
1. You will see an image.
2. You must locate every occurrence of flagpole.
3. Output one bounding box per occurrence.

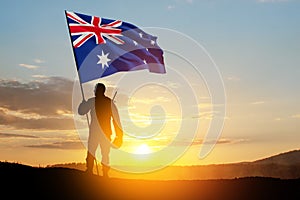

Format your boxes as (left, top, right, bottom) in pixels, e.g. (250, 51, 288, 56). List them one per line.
(64, 10, 91, 127)
(64, 11, 87, 100)
(65, 11, 100, 175)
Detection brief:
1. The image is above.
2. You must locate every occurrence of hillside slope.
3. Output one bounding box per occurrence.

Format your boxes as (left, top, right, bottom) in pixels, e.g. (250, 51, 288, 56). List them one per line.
(1, 162, 300, 200)
(254, 150, 300, 165)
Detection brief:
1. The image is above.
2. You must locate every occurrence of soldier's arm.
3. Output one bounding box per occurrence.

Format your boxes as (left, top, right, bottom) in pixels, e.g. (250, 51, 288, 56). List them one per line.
(78, 98, 93, 115)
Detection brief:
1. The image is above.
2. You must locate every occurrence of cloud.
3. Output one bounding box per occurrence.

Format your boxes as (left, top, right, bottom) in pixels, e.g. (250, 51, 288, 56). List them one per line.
(257, 0, 290, 3)
(250, 101, 265, 105)
(0, 77, 79, 130)
(185, 0, 193, 4)
(0, 77, 73, 116)
(0, 109, 76, 130)
(191, 110, 218, 120)
(32, 75, 48, 79)
(166, 81, 180, 88)
(291, 114, 300, 118)
(19, 58, 45, 69)
(0, 132, 38, 138)
(172, 138, 249, 146)
(166, 0, 194, 10)
(197, 103, 224, 110)
(226, 76, 241, 82)
(19, 63, 40, 69)
(167, 5, 175, 10)
(129, 96, 171, 105)
(25, 141, 84, 149)
(33, 59, 45, 64)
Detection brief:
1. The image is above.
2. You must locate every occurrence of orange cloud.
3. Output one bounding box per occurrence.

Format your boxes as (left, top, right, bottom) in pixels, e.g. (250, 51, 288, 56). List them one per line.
(0, 77, 79, 130)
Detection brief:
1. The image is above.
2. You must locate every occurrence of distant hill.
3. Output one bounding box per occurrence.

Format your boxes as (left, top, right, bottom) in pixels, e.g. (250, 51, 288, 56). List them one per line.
(254, 149, 300, 165)
(48, 149, 300, 180)
(1, 162, 299, 200)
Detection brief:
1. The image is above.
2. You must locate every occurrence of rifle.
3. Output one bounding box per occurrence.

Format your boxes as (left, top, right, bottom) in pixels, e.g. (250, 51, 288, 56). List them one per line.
(112, 89, 118, 102)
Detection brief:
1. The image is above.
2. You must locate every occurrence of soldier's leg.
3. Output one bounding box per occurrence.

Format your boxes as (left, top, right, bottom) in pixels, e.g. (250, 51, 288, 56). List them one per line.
(85, 151, 95, 174)
(86, 133, 99, 174)
(99, 134, 111, 177)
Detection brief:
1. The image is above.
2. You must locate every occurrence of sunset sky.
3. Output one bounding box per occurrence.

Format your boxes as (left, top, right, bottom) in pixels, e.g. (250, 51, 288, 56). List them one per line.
(0, 0, 299, 170)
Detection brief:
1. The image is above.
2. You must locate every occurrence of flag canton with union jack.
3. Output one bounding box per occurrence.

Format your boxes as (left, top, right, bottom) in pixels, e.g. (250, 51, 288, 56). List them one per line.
(66, 11, 166, 83)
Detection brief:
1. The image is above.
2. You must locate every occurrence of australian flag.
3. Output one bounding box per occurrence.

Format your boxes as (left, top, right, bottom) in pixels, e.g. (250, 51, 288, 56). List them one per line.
(65, 11, 166, 83)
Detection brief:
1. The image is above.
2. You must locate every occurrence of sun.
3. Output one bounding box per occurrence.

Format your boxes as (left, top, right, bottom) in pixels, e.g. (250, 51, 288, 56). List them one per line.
(134, 144, 152, 155)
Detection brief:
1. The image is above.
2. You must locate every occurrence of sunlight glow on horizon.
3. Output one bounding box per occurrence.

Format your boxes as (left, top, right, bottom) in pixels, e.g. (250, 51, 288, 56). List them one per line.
(134, 144, 152, 155)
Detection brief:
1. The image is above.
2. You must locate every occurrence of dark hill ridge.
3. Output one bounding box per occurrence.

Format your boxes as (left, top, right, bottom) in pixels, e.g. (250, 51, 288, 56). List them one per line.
(1, 162, 300, 200)
(254, 149, 300, 165)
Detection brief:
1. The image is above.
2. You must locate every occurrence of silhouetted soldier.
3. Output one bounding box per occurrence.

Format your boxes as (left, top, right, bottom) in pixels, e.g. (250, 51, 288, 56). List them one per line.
(78, 83, 123, 177)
